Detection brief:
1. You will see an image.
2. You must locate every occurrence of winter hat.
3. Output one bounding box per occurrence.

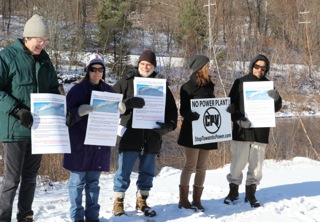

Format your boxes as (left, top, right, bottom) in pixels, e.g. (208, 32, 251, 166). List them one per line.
(249, 54, 270, 75)
(86, 53, 105, 69)
(138, 50, 157, 67)
(189, 55, 210, 73)
(85, 53, 106, 80)
(23, 14, 49, 37)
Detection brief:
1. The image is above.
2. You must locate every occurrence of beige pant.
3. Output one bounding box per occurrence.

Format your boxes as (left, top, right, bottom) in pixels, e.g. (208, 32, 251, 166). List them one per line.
(227, 140, 266, 186)
(180, 147, 210, 187)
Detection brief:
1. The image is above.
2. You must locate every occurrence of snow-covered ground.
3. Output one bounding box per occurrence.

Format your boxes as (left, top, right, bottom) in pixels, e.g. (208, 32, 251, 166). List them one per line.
(7, 157, 320, 222)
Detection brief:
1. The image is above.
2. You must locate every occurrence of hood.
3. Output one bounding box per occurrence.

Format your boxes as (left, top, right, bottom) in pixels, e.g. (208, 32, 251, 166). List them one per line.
(249, 54, 270, 75)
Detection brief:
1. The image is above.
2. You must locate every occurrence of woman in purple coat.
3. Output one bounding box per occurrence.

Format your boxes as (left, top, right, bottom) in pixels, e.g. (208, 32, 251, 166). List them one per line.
(63, 54, 125, 222)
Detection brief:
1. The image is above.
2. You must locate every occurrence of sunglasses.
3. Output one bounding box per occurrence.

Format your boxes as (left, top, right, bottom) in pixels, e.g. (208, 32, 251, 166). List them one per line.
(253, 64, 267, 71)
(89, 67, 104, 73)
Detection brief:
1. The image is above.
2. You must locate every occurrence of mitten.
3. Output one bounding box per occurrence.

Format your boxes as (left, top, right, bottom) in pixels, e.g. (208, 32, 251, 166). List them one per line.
(267, 90, 280, 101)
(185, 111, 200, 121)
(125, 97, 145, 109)
(236, 117, 251, 129)
(152, 121, 175, 136)
(226, 104, 236, 114)
(78, 104, 94, 117)
(118, 102, 126, 114)
(15, 108, 33, 128)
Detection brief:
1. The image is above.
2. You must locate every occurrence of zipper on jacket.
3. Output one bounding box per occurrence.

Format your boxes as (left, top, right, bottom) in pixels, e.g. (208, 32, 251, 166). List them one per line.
(140, 130, 145, 155)
(140, 146, 144, 155)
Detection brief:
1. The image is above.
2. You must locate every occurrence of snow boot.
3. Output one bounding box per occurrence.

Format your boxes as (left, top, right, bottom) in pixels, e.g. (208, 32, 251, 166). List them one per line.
(245, 184, 261, 208)
(224, 183, 239, 205)
(18, 215, 34, 222)
(191, 185, 205, 212)
(113, 192, 125, 216)
(136, 190, 156, 217)
(178, 185, 194, 209)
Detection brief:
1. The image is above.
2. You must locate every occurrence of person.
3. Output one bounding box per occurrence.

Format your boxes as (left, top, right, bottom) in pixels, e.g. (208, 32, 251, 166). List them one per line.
(63, 54, 126, 222)
(112, 49, 178, 217)
(0, 14, 60, 222)
(177, 55, 218, 212)
(224, 54, 282, 208)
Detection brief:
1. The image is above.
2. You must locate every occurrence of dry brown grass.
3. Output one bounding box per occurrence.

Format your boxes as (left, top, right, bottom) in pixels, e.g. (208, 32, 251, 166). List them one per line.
(1, 117, 319, 181)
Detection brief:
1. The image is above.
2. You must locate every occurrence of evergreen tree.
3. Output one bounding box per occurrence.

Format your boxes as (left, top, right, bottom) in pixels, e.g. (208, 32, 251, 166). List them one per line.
(177, 0, 208, 56)
(97, 0, 133, 78)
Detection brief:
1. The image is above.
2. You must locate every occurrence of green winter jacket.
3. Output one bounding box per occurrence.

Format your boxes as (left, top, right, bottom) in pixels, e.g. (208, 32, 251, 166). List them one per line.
(0, 39, 60, 142)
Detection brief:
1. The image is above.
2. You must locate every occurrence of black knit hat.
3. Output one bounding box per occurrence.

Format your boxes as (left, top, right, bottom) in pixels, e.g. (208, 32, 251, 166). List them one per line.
(189, 55, 210, 73)
(139, 50, 157, 67)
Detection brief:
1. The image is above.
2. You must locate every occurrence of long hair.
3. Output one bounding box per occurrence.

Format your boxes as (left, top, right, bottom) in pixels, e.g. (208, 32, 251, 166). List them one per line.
(195, 64, 211, 86)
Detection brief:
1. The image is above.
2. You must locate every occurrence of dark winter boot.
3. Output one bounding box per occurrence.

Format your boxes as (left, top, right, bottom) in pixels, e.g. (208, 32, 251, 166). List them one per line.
(17, 215, 34, 222)
(245, 184, 261, 208)
(224, 183, 239, 205)
(191, 185, 205, 212)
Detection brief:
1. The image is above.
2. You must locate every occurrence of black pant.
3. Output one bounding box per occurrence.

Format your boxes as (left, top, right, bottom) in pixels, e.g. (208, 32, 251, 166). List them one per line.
(0, 140, 42, 221)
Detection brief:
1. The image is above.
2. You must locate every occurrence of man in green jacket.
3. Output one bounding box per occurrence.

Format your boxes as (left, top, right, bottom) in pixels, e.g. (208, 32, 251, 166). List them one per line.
(0, 14, 60, 222)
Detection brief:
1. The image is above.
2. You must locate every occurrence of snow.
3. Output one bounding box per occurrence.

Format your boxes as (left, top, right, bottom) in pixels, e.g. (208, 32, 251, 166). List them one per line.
(7, 157, 320, 222)
(1, 14, 320, 222)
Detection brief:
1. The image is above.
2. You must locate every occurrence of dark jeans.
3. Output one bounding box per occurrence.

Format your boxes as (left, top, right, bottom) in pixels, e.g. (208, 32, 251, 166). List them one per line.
(0, 140, 42, 222)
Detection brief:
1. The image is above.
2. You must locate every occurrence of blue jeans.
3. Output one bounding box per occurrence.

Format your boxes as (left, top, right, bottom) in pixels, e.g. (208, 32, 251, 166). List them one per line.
(68, 171, 101, 221)
(113, 151, 156, 192)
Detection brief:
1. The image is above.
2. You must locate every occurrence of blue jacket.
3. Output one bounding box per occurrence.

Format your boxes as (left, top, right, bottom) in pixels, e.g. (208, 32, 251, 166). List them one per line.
(63, 79, 113, 171)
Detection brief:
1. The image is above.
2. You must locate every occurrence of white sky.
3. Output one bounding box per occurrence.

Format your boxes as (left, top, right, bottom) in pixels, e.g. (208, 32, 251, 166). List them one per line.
(6, 157, 320, 222)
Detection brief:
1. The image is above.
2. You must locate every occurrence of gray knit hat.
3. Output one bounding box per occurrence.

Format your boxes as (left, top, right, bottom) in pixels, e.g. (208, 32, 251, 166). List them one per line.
(189, 55, 210, 73)
(23, 14, 49, 37)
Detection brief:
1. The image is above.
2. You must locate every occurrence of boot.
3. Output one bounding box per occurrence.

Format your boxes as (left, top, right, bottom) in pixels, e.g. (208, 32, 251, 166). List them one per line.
(224, 183, 239, 205)
(136, 190, 150, 212)
(191, 185, 204, 212)
(245, 184, 261, 208)
(18, 216, 34, 222)
(178, 185, 193, 209)
(113, 192, 125, 216)
(136, 190, 156, 217)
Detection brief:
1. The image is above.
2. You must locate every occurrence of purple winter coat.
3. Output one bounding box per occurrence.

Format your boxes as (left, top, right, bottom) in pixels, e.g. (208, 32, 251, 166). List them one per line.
(63, 79, 113, 171)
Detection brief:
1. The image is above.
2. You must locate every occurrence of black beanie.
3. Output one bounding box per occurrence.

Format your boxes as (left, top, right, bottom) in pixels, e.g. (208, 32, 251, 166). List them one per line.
(189, 55, 210, 73)
(139, 50, 157, 67)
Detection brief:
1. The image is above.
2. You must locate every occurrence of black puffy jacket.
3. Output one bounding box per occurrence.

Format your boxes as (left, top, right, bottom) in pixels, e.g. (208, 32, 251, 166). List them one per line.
(229, 54, 282, 144)
(112, 68, 178, 154)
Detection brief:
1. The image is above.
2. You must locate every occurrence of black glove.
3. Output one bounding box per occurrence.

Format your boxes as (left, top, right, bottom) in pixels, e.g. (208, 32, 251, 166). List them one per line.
(15, 108, 33, 128)
(267, 90, 280, 101)
(185, 111, 200, 121)
(226, 104, 236, 114)
(236, 117, 251, 129)
(125, 97, 145, 109)
(152, 121, 175, 136)
(66, 112, 75, 127)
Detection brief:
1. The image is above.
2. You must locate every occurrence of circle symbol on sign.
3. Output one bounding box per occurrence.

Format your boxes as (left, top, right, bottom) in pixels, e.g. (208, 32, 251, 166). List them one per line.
(203, 107, 221, 134)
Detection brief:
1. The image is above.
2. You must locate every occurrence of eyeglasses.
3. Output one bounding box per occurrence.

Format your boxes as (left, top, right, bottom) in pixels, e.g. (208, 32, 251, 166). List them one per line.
(35, 38, 50, 45)
(253, 64, 267, 71)
(89, 67, 104, 73)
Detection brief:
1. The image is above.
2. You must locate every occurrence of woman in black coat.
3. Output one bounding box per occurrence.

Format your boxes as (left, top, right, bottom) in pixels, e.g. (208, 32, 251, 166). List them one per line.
(178, 55, 217, 212)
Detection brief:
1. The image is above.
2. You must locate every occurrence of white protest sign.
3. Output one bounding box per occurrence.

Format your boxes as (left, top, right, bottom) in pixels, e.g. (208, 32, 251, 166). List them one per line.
(243, 81, 275, 128)
(191, 98, 232, 145)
